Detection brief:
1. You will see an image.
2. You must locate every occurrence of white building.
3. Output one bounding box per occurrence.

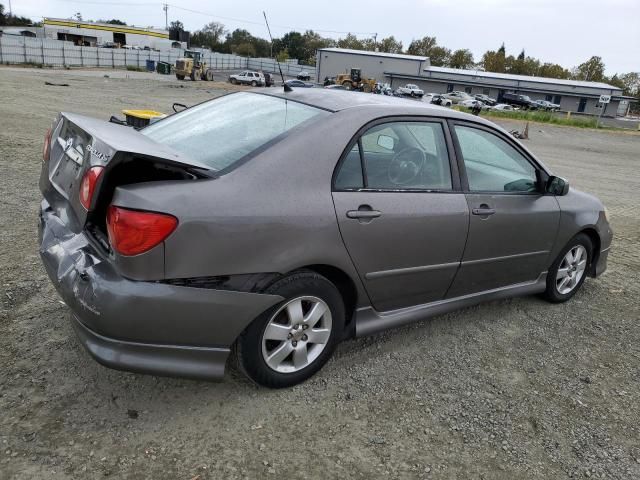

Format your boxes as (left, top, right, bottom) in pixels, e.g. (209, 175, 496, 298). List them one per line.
(317, 48, 634, 117)
(42, 18, 179, 50)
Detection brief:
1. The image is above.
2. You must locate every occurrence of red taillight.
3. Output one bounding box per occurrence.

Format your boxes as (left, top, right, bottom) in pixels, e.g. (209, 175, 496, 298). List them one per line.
(79, 166, 105, 210)
(43, 128, 52, 163)
(106, 206, 177, 256)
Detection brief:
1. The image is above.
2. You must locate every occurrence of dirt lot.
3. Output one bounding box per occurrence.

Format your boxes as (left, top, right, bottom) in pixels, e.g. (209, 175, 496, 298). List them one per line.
(1, 66, 639, 480)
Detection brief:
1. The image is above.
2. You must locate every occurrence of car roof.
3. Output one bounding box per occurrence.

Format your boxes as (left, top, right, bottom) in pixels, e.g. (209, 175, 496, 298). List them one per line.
(254, 89, 484, 122)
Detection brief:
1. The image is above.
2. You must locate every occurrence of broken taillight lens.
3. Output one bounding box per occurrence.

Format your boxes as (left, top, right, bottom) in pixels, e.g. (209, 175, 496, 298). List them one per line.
(43, 128, 52, 163)
(79, 166, 105, 210)
(106, 206, 178, 256)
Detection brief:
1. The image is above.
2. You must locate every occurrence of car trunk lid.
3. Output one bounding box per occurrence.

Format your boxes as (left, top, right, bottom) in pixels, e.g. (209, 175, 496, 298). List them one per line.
(40, 112, 212, 233)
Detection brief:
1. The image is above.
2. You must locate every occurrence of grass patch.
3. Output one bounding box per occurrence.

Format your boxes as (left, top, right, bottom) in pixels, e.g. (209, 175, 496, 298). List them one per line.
(458, 107, 599, 128)
(125, 65, 147, 72)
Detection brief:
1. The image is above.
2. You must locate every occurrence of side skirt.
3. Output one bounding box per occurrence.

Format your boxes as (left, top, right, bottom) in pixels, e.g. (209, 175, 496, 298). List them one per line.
(355, 273, 547, 337)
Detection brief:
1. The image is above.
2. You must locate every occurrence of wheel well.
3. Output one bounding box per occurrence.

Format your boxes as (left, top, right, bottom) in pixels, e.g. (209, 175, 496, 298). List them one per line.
(296, 264, 358, 338)
(580, 228, 601, 276)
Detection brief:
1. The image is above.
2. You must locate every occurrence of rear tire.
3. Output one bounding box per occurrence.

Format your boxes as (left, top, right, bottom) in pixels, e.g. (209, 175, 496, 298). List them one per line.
(236, 271, 345, 388)
(542, 233, 593, 303)
(251, 80, 257, 87)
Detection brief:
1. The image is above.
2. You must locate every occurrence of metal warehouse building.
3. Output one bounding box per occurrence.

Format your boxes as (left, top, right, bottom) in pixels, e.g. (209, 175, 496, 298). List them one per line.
(316, 48, 633, 117)
(42, 18, 177, 50)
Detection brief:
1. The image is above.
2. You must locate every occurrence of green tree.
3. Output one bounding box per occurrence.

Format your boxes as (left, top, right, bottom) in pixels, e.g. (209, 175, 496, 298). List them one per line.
(337, 33, 365, 50)
(191, 21, 226, 50)
(481, 50, 506, 73)
(538, 63, 570, 79)
(0, 4, 34, 26)
(279, 31, 305, 60)
(429, 46, 450, 66)
(97, 19, 127, 25)
(378, 36, 403, 54)
(234, 42, 256, 57)
(406, 36, 437, 56)
(300, 30, 335, 64)
(448, 49, 474, 69)
(169, 20, 184, 32)
(573, 56, 606, 82)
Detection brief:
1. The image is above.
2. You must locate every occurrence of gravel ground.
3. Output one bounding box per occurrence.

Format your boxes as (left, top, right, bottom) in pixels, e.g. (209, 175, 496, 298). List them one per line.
(1, 67, 639, 480)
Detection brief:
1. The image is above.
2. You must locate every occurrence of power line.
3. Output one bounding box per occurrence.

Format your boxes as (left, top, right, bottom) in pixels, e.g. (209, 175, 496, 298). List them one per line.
(46, 0, 379, 37)
(168, 4, 377, 36)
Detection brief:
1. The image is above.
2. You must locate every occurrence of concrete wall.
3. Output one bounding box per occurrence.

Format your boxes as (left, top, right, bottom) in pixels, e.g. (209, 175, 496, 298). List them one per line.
(316, 50, 424, 83)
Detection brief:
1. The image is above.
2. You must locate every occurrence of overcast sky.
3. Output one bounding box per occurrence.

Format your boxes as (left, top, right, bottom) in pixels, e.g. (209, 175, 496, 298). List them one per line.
(8, 0, 640, 74)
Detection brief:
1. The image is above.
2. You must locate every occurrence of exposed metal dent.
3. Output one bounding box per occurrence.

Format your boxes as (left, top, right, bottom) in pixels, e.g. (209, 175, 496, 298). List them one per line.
(365, 261, 460, 280)
(40, 201, 284, 350)
(355, 273, 547, 337)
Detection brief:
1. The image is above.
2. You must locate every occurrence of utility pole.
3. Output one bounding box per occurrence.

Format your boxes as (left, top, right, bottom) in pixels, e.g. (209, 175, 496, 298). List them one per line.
(373, 33, 378, 51)
(8, 0, 12, 16)
(163, 4, 168, 30)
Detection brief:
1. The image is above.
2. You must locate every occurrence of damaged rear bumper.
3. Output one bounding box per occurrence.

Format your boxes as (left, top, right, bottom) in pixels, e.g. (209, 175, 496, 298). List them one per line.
(39, 199, 283, 381)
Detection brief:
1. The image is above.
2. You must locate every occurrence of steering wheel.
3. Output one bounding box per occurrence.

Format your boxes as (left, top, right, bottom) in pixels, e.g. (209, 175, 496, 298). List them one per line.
(387, 147, 426, 186)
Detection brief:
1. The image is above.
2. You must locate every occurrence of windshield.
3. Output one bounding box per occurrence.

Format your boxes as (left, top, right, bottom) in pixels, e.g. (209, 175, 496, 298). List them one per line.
(142, 92, 328, 172)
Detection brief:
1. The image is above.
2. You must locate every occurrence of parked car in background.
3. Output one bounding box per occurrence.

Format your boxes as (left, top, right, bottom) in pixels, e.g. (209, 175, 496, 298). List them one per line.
(474, 94, 497, 106)
(39, 89, 612, 388)
(490, 103, 516, 111)
(501, 93, 538, 110)
(324, 84, 346, 90)
(297, 70, 312, 81)
(427, 94, 453, 107)
(229, 71, 265, 86)
(533, 99, 560, 111)
(397, 84, 425, 97)
(374, 83, 393, 95)
(323, 76, 336, 86)
(284, 79, 314, 88)
(459, 99, 488, 109)
(443, 91, 474, 104)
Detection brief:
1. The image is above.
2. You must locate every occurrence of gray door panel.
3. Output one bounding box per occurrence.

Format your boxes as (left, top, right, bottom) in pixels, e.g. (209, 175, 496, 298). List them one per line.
(446, 194, 559, 297)
(332, 191, 469, 311)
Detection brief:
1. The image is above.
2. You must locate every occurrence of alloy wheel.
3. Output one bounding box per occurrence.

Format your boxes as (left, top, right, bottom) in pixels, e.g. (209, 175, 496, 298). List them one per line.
(261, 296, 332, 373)
(556, 245, 587, 295)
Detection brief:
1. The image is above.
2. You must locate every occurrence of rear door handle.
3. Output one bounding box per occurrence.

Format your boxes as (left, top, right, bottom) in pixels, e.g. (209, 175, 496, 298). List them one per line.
(347, 210, 382, 219)
(472, 207, 496, 216)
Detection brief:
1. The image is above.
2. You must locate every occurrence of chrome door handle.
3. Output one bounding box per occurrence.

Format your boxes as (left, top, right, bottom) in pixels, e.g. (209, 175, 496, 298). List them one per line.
(472, 207, 496, 216)
(347, 210, 382, 219)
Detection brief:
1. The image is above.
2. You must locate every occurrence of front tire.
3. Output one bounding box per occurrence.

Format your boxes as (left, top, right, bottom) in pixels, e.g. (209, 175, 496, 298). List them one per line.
(251, 80, 257, 87)
(236, 271, 345, 388)
(543, 233, 593, 303)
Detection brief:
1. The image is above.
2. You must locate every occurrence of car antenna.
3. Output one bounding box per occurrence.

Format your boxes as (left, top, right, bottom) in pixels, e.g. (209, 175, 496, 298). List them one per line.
(263, 11, 292, 92)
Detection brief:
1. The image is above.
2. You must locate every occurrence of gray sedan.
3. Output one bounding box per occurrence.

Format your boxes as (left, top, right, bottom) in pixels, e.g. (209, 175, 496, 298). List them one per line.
(39, 90, 612, 388)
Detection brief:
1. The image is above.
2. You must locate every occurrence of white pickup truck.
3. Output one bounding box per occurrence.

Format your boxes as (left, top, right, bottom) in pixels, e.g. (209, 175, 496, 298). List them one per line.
(397, 84, 424, 97)
(228, 71, 265, 87)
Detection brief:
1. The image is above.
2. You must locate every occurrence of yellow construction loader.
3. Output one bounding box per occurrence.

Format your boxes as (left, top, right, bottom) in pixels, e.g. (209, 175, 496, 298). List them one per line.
(335, 68, 376, 92)
(175, 50, 214, 81)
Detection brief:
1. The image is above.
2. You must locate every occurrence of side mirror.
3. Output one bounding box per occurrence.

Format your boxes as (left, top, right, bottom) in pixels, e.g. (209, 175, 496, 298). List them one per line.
(547, 176, 570, 196)
(377, 134, 395, 151)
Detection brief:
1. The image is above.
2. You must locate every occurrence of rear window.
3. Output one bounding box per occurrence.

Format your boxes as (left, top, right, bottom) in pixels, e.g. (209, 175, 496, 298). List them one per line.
(141, 92, 328, 172)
